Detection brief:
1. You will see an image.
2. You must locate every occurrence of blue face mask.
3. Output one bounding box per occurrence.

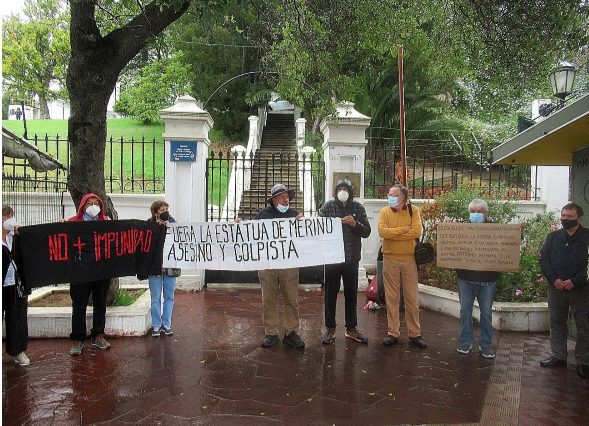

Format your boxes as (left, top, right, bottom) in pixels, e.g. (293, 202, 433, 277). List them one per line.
(276, 203, 289, 213)
(470, 212, 485, 223)
(388, 196, 399, 208)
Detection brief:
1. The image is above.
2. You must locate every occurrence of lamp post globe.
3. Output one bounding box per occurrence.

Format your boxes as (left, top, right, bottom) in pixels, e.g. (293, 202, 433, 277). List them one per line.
(549, 60, 577, 102)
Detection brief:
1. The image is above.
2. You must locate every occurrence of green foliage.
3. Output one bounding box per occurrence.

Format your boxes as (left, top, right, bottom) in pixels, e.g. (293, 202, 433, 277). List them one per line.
(434, 183, 519, 224)
(2, 0, 70, 117)
(111, 289, 145, 306)
(114, 54, 192, 124)
(495, 213, 558, 303)
(173, 0, 262, 138)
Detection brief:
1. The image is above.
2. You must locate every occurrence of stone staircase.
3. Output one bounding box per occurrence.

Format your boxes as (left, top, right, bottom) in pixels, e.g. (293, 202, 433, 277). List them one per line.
(239, 113, 303, 219)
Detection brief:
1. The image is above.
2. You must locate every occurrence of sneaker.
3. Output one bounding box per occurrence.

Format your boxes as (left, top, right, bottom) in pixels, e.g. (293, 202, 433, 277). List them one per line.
(152, 327, 161, 337)
(457, 342, 472, 354)
(91, 334, 111, 349)
(261, 334, 279, 348)
(162, 325, 173, 336)
(321, 328, 336, 345)
(345, 328, 368, 344)
(70, 340, 83, 356)
(479, 345, 495, 358)
(14, 352, 30, 366)
(283, 330, 305, 348)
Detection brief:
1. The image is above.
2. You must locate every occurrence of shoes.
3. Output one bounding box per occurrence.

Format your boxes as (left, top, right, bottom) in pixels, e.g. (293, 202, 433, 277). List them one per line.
(383, 335, 399, 346)
(540, 356, 567, 368)
(409, 336, 428, 348)
(261, 334, 279, 348)
(162, 325, 173, 336)
(283, 330, 305, 348)
(152, 327, 161, 337)
(70, 340, 83, 356)
(457, 342, 472, 354)
(14, 352, 30, 366)
(479, 345, 495, 359)
(577, 364, 589, 379)
(321, 328, 336, 345)
(345, 328, 368, 344)
(91, 334, 111, 349)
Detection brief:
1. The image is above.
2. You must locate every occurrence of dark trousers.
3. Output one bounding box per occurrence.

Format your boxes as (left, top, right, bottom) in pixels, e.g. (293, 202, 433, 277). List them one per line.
(324, 261, 359, 330)
(2, 285, 28, 357)
(548, 285, 589, 364)
(70, 279, 109, 341)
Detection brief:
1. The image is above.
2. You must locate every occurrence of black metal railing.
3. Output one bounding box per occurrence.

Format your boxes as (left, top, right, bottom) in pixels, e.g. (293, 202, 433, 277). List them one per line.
(105, 136, 165, 194)
(2, 134, 165, 194)
(206, 149, 325, 221)
(365, 132, 534, 200)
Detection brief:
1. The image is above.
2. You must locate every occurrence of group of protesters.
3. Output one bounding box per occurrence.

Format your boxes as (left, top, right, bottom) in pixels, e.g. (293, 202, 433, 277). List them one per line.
(3, 181, 588, 380)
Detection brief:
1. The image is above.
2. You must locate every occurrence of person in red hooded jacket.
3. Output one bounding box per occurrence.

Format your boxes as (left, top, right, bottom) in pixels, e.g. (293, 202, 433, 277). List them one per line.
(67, 193, 111, 355)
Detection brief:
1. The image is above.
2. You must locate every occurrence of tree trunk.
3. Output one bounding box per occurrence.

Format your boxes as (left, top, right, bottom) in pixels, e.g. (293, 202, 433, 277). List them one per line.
(66, 0, 190, 214)
(38, 91, 50, 119)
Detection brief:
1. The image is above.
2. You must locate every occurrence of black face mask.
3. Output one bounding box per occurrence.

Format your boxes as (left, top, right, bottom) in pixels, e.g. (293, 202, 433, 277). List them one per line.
(561, 218, 578, 229)
(159, 211, 170, 221)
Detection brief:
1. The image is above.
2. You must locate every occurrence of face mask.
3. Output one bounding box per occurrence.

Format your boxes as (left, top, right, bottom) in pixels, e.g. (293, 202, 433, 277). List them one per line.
(561, 218, 578, 229)
(276, 203, 289, 213)
(337, 190, 349, 203)
(388, 196, 399, 208)
(469, 213, 485, 223)
(159, 211, 170, 221)
(3, 218, 17, 231)
(85, 205, 101, 218)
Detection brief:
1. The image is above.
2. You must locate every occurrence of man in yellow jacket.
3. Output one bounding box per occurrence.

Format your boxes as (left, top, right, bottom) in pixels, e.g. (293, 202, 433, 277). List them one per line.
(378, 184, 427, 348)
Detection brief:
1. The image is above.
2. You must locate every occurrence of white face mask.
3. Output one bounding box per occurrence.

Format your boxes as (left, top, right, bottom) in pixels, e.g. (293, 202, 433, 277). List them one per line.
(85, 205, 101, 218)
(337, 190, 349, 202)
(3, 217, 17, 231)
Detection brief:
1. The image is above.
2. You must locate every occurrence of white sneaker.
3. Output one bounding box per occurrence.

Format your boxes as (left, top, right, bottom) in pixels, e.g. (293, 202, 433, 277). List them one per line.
(14, 352, 30, 366)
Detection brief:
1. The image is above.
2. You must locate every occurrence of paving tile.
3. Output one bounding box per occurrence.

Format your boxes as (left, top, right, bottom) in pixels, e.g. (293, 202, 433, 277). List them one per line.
(3, 288, 589, 425)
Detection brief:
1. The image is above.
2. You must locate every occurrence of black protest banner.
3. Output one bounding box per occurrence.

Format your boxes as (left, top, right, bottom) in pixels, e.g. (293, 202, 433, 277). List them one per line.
(15, 220, 165, 288)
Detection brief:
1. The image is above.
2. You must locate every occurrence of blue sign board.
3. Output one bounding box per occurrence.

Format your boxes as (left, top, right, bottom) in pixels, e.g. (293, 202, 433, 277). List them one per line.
(170, 141, 197, 162)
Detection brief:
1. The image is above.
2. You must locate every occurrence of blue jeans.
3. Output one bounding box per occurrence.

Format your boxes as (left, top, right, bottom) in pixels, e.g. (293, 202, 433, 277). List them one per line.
(148, 272, 176, 328)
(457, 278, 496, 347)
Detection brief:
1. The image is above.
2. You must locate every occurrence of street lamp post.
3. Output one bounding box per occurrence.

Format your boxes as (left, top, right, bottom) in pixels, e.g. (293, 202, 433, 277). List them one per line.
(549, 61, 577, 107)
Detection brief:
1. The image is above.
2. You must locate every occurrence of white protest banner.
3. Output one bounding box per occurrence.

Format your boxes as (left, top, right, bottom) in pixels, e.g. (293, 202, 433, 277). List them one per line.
(162, 217, 345, 270)
(437, 222, 521, 272)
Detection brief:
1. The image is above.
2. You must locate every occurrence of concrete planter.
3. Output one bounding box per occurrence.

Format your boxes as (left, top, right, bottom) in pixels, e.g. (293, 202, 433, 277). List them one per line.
(418, 284, 550, 332)
(12, 284, 152, 338)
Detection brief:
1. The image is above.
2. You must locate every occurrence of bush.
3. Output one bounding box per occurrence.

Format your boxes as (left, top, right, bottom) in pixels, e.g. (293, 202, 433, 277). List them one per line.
(494, 213, 558, 302)
(111, 289, 146, 306)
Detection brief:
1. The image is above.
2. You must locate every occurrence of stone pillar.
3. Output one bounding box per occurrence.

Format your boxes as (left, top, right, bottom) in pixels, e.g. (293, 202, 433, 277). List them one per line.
(159, 95, 214, 291)
(296, 118, 306, 149)
(320, 102, 371, 204)
(320, 101, 372, 289)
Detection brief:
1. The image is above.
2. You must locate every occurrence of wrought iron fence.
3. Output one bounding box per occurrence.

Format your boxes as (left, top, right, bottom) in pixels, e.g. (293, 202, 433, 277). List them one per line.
(365, 130, 535, 200)
(206, 149, 325, 221)
(2, 134, 165, 194)
(104, 136, 165, 194)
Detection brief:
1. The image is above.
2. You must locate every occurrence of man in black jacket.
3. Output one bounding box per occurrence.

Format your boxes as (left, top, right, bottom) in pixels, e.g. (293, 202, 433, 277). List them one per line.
(539, 203, 589, 379)
(319, 179, 371, 344)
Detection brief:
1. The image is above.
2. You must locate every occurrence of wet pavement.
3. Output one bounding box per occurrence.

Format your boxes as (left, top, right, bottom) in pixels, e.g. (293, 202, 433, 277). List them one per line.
(3, 288, 589, 425)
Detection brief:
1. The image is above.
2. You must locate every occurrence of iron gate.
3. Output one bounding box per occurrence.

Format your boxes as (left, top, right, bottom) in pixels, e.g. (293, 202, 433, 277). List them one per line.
(205, 149, 326, 284)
